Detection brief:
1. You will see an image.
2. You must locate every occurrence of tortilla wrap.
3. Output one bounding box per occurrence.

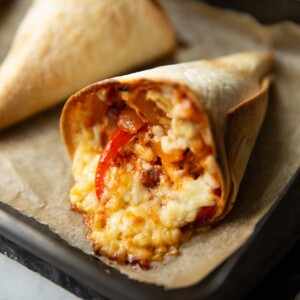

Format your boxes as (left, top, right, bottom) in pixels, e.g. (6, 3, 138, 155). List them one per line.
(61, 51, 273, 267)
(0, 0, 175, 130)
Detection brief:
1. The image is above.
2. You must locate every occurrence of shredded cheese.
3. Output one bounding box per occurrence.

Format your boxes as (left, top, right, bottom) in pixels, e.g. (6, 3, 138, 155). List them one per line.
(70, 88, 221, 265)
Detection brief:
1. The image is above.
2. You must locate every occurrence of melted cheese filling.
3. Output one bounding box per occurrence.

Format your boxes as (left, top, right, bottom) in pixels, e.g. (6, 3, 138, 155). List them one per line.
(70, 88, 221, 266)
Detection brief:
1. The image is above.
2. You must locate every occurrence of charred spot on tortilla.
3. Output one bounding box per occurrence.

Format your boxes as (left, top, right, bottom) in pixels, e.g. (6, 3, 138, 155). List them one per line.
(140, 168, 161, 188)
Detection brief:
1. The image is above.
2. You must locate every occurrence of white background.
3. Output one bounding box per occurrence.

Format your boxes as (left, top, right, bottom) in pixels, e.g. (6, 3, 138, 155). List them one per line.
(0, 254, 79, 300)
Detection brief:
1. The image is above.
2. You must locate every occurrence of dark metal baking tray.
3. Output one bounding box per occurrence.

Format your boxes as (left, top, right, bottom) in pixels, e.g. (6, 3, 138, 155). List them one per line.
(1, 1, 300, 299)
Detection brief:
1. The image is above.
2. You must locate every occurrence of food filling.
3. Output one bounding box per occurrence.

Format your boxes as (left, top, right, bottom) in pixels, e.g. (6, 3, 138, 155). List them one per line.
(70, 83, 222, 268)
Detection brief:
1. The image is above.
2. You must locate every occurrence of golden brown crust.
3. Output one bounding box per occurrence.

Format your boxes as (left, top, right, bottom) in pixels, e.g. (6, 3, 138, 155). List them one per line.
(221, 76, 273, 219)
(0, 0, 176, 130)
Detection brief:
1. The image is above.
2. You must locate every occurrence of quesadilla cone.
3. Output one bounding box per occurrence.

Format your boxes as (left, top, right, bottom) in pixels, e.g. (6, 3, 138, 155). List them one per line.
(0, 0, 175, 130)
(61, 51, 273, 266)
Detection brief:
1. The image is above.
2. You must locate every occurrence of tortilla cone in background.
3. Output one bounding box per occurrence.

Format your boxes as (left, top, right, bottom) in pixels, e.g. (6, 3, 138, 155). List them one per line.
(0, 0, 176, 130)
(61, 51, 273, 266)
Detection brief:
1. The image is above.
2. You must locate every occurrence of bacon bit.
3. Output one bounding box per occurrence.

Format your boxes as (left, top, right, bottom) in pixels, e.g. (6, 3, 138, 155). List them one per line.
(116, 146, 136, 162)
(107, 104, 120, 120)
(196, 205, 216, 220)
(140, 168, 161, 188)
(183, 151, 204, 178)
(213, 187, 221, 197)
(194, 205, 216, 227)
(156, 156, 162, 166)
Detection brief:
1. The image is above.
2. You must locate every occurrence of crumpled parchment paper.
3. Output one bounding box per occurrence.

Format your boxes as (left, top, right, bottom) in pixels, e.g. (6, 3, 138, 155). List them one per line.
(0, 0, 299, 289)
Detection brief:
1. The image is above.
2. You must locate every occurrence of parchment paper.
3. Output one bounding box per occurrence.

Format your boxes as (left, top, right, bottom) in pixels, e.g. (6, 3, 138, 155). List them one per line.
(0, 0, 300, 289)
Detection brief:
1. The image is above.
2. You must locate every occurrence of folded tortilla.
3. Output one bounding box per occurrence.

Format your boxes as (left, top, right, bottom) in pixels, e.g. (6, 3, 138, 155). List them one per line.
(61, 51, 273, 268)
(0, 0, 175, 130)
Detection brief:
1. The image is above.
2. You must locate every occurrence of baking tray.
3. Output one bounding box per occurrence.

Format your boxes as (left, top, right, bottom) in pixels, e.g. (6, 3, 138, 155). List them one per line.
(1, 1, 300, 299)
(0, 167, 299, 300)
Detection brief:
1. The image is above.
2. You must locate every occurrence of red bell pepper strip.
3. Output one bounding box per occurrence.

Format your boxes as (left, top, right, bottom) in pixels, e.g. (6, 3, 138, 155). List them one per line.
(95, 128, 132, 202)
